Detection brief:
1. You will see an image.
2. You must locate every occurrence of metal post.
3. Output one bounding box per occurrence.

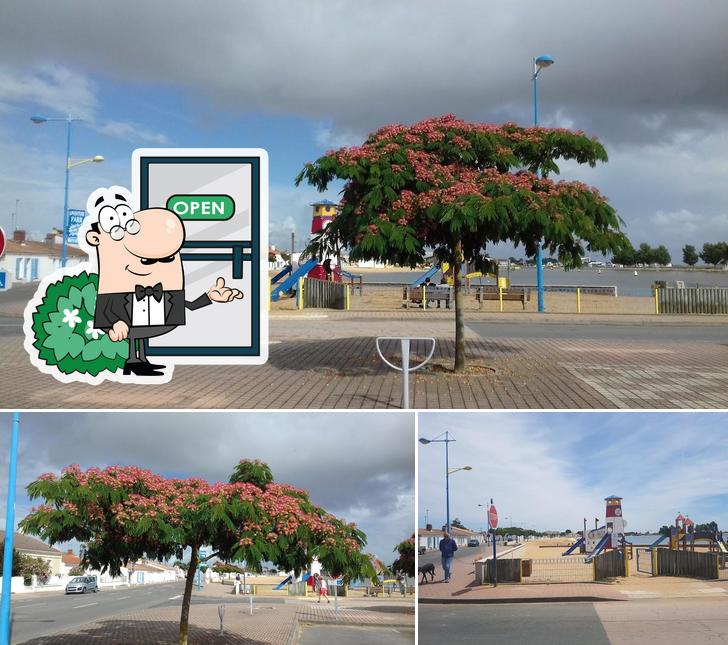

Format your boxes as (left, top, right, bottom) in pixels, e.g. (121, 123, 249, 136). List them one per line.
(0, 412, 20, 645)
(197, 569, 201, 592)
(333, 578, 338, 617)
(61, 119, 72, 268)
(533, 59, 545, 313)
(249, 595, 253, 615)
(445, 431, 450, 533)
(218, 604, 225, 636)
(401, 339, 410, 409)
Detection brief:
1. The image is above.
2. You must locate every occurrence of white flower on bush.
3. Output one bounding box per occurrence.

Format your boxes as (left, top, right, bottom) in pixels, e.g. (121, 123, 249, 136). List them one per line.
(85, 320, 105, 340)
(62, 308, 82, 329)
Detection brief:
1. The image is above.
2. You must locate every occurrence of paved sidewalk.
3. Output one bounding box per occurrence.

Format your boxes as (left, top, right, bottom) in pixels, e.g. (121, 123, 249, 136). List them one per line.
(418, 554, 728, 603)
(3, 310, 728, 408)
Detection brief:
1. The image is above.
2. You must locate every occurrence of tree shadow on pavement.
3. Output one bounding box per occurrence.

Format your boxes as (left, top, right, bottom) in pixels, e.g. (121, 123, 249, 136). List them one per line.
(17, 619, 272, 645)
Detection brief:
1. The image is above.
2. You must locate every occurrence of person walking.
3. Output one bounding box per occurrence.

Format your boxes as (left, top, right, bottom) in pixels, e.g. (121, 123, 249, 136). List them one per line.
(439, 531, 458, 583)
(316, 574, 331, 603)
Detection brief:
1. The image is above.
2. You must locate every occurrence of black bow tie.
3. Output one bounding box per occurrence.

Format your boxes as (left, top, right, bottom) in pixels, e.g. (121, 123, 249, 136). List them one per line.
(135, 283, 164, 302)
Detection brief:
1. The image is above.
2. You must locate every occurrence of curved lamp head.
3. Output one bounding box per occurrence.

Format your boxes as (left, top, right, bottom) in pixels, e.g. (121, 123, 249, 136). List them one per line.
(30, 115, 48, 124)
(418, 438, 431, 445)
(462, 465, 473, 471)
(535, 55, 555, 69)
(92, 155, 105, 163)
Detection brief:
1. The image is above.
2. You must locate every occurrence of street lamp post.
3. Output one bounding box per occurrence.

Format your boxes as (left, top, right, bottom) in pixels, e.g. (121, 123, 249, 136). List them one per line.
(0, 412, 20, 645)
(419, 432, 472, 533)
(30, 115, 104, 267)
(532, 54, 555, 313)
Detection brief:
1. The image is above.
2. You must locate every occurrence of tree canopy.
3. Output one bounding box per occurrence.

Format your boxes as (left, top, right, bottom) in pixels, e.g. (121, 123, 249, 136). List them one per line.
(682, 244, 699, 266)
(391, 534, 415, 578)
(20, 459, 374, 645)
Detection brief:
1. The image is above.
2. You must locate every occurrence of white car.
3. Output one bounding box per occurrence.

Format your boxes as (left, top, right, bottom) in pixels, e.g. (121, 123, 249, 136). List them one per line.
(65, 576, 99, 594)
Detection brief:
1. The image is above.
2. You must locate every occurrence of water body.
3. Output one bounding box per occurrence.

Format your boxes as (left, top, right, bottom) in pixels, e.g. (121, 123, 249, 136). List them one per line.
(352, 267, 728, 297)
(624, 534, 664, 546)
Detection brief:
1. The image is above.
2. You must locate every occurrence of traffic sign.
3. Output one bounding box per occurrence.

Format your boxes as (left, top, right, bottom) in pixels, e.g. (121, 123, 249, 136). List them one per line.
(66, 209, 86, 246)
(0, 272, 6, 291)
(0, 226, 5, 258)
(488, 504, 498, 529)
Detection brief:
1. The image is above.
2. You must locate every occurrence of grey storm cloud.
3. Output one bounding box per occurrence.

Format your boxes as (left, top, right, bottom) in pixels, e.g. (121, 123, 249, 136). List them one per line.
(0, 0, 726, 256)
(0, 412, 415, 561)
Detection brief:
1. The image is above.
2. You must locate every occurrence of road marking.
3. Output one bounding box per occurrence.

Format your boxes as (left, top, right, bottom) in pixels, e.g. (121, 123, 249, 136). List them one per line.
(73, 602, 98, 609)
(698, 588, 727, 594)
(169, 594, 183, 600)
(117, 595, 131, 600)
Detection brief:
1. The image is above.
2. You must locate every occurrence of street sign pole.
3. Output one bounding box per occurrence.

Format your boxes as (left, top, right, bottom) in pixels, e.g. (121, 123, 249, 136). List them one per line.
(0, 412, 20, 645)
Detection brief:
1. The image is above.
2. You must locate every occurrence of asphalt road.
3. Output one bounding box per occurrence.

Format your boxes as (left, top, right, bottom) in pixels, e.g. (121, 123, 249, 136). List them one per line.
(298, 625, 414, 645)
(7, 581, 252, 644)
(467, 322, 728, 342)
(419, 603, 612, 645)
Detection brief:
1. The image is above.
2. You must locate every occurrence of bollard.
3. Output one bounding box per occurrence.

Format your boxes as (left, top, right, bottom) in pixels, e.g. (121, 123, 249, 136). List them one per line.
(498, 286, 503, 313)
(297, 277, 305, 310)
(576, 287, 581, 314)
(345, 285, 350, 311)
(375, 337, 436, 409)
(218, 604, 225, 636)
(333, 577, 338, 618)
(421, 285, 426, 309)
(654, 287, 660, 315)
(249, 595, 253, 616)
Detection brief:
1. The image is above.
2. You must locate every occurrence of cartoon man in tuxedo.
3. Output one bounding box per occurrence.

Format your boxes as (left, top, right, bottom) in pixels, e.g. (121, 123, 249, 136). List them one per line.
(85, 187, 242, 376)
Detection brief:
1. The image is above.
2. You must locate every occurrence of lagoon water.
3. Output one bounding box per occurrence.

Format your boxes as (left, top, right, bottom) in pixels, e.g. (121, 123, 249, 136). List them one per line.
(354, 267, 728, 297)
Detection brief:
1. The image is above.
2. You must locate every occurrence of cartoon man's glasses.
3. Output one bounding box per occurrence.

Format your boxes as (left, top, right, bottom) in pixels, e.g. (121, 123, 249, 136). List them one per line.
(98, 204, 140, 240)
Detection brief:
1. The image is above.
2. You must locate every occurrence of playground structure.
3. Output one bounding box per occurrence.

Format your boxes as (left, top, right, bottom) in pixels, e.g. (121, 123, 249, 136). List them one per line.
(410, 261, 498, 289)
(669, 513, 728, 554)
(270, 199, 362, 303)
(562, 495, 627, 563)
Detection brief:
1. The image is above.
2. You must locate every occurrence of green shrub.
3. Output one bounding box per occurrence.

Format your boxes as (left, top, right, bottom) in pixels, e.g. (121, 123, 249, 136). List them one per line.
(30, 271, 128, 376)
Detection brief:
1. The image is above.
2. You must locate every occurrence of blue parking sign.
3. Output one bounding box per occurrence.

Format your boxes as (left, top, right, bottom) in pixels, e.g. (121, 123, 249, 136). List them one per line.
(66, 209, 86, 246)
(0, 272, 6, 290)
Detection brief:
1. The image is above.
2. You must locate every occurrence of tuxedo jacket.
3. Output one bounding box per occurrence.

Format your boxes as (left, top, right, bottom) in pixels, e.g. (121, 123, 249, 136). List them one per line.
(94, 290, 211, 329)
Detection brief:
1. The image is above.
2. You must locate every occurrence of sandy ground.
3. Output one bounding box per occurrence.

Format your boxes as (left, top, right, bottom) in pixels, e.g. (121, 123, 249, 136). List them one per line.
(271, 285, 654, 315)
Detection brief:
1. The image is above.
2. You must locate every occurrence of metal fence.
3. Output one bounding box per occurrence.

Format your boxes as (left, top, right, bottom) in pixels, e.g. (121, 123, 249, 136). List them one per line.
(482, 558, 522, 583)
(520, 558, 593, 584)
(635, 548, 654, 575)
(656, 549, 718, 579)
(658, 287, 728, 314)
(594, 549, 626, 580)
(718, 553, 728, 580)
(302, 278, 347, 309)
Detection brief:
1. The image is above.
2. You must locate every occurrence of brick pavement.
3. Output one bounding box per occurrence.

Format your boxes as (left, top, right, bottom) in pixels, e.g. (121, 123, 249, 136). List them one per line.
(2, 311, 728, 408)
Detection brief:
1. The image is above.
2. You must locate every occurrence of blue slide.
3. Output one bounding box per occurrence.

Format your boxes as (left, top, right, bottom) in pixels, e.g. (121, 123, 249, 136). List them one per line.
(562, 537, 585, 556)
(274, 575, 293, 590)
(271, 258, 319, 301)
(649, 534, 667, 549)
(411, 265, 439, 287)
(585, 533, 611, 563)
(271, 265, 292, 286)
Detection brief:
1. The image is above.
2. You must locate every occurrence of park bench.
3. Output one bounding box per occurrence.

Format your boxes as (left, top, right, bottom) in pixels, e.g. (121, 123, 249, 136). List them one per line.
(475, 285, 530, 310)
(402, 285, 452, 309)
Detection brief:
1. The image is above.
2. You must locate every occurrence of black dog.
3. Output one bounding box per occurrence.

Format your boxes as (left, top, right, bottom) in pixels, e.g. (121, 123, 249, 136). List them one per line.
(418, 562, 435, 584)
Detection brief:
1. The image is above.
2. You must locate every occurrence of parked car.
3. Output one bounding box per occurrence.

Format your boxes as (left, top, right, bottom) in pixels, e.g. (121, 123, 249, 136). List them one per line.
(65, 576, 99, 594)
(467, 539, 480, 547)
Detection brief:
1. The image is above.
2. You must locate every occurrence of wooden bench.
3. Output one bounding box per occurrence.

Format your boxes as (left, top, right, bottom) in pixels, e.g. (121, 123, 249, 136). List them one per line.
(475, 286, 530, 310)
(402, 285, 452, 309)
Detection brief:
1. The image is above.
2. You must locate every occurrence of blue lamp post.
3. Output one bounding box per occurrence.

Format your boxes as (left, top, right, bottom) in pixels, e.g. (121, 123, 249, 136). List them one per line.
(0, 412, 20, 645)
(419, 432, 472, 533)
(30, 116, 104, 268)
(532, 54, 555, 313)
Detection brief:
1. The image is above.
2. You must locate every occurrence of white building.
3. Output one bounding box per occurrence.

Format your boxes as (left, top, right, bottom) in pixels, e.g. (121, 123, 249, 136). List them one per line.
(0, 230, 85, 285)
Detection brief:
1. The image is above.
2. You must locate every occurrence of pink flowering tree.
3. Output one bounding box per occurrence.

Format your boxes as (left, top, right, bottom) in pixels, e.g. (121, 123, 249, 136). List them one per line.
(20, 459, 374, 645)
(296, 115, 628, 371)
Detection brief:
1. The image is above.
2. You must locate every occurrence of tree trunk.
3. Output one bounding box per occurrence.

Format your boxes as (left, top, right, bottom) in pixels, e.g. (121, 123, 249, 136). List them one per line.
(453, 239, 466, 372)
(179, 546, 199, 645)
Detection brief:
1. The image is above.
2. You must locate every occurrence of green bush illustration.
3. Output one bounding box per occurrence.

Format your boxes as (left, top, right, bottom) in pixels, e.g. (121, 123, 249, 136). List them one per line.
(31, 272, 128, 376)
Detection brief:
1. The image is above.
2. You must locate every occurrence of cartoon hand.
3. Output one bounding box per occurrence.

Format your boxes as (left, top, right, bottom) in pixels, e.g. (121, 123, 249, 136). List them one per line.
(109, 320, 129, 342)
(208, 277, 244, 303)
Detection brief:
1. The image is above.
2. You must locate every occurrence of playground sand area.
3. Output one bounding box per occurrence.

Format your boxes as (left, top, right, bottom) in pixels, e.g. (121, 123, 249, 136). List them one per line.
(271, 283, 654, 315)
(497, 539, 587, 561)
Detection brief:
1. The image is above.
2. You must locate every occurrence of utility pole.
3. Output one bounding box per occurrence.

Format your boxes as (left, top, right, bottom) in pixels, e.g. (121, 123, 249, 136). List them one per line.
(11, 199, 19, 232)
(291, 231, 295, 256)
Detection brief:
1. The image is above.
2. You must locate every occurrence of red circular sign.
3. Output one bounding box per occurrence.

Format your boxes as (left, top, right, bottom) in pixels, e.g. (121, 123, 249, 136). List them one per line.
(488, 504, 498, 529)
(0, 227, 5, 259)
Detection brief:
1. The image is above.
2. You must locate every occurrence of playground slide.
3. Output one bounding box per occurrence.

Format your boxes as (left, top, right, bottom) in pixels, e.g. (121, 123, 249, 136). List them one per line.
(273, 575, 292, 590)
(270, 258, 319, 301)
(411, 265, 439, 287)
(562, 537, 585, 556)
(718, 540, 728, 554)
(271, 265, 292, 286)
(585, 533, 611, 563)
(649, 534, 668, 549)
(340, 269, 361, 281)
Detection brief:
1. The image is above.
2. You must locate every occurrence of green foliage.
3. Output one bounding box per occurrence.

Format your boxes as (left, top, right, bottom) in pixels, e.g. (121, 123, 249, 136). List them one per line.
(391, 535, 415, 578)
(700, 242, 728, 267)
(229, 459, 274, 489)
(682, 244, 699, 266)
(658, 525, 672, 537)
(296, 115, 627, 271)
(30, 272, 128, 375)
(0, 548, 22, 576)
(694, 521, 719, 534)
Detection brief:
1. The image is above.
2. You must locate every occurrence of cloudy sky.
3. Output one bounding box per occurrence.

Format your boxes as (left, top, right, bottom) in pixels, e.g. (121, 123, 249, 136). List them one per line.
(0, 1, 726, 261)
(419, 412, 728, 534)
(0, 411, 414, 563)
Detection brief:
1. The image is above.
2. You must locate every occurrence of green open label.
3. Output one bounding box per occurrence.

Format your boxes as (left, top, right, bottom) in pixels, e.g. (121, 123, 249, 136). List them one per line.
(166, 194, 235, 220)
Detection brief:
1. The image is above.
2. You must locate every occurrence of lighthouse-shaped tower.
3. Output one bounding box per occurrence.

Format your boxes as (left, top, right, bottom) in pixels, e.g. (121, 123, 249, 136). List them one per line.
(310, 199, 338, 235)
(604, 495, 626, 549)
